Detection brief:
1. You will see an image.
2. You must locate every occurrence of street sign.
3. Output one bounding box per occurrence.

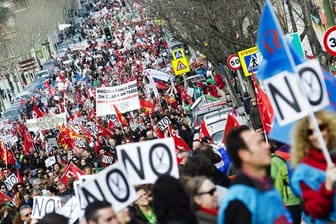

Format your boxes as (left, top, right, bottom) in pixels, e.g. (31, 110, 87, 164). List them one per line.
(238, 46, 263, 77)
(171, 48, 190, 76)
(227, 54, 241, 70)
(323, 26, 336, 56)
(284, 33, 304, 57)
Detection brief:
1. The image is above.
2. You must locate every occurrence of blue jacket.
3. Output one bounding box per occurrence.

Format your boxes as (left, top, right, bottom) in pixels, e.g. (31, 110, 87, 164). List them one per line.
(291, 163, 336, 224)
(218, 179, 292, 223)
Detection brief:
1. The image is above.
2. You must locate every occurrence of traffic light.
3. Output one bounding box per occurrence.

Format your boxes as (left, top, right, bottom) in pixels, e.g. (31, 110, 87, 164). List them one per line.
(103, 27, 113, 41)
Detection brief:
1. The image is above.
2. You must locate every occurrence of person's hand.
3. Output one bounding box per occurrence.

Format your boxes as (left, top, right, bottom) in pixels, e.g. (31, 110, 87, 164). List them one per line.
(325, 164, 336, 191)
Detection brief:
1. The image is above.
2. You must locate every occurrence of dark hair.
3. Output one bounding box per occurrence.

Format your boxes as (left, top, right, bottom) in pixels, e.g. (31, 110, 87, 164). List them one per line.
(46, 185, 58, 195)
(84, 201, 112, 222)
(152, 175, 198, 224)
(38, 212, 68, 224)
(225, 125, 250, 168)
(182, 155, 214, 178)
(193, 146, 221, 164)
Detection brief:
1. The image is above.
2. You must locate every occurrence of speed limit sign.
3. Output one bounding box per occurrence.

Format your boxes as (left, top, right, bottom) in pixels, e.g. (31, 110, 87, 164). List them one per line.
(227, 54, 241, 70)
(323, 26, 336, 56)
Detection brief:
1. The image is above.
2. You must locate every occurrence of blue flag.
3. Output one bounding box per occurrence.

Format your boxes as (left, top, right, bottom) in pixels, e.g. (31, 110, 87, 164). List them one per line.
(257, 0, 294, 79)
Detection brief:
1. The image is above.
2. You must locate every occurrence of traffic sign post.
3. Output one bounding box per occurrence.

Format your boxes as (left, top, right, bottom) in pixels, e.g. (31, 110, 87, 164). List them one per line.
(227, 54, 241, 70)
(323, 26, 336, 56)
(238, 46, 263, 77)
(171, 48, 190, 76)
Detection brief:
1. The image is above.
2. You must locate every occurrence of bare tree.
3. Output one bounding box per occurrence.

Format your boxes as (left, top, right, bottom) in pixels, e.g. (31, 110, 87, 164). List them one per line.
(145, 0, 330, 106)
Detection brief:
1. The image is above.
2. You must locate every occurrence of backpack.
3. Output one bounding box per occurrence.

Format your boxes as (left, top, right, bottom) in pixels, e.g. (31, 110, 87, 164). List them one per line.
(271, 153, 301, 206)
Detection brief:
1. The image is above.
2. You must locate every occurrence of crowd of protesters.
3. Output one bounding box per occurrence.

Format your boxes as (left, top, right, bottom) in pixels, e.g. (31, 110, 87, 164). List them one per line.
(2, 0, 336, 223)
(0, 0, 234, 223)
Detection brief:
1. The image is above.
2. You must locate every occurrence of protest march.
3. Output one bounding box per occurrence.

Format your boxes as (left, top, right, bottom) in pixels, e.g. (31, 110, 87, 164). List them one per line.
(0, 0, 336, 223)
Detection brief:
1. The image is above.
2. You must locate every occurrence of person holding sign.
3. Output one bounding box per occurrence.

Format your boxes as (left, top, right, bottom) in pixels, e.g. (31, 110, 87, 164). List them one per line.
(217, 126, 292, 223)
(290, 110, 336, 223)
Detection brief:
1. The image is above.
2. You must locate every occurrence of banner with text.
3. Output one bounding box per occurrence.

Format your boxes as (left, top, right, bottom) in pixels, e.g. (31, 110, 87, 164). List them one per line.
(96, 81, 140, 117)
(27, 113, 67, 132)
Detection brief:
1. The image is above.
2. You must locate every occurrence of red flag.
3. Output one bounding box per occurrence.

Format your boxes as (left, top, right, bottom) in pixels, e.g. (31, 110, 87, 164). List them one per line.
(252, 76, 274, 133)
(23, 128, 34, 155)
(96, 122, 113, 138)
(167, 124, 191, 151)
(32, 105, 44, 118)
(222, 113, 240, 143)
(1, 148, 15, 165)
(16, 169, 23, 183)
(0, 191, 12, 204)
(108, 119, 115, 130)
(59, 162, 84, 186)
(156, 128, 164, 139)
(139, 99, 155, 115)
(113, 105, 129, 127)
(198, 120, 213, 142)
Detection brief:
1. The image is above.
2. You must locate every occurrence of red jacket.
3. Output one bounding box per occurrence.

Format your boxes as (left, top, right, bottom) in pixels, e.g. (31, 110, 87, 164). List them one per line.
(300, 149, 335, 219)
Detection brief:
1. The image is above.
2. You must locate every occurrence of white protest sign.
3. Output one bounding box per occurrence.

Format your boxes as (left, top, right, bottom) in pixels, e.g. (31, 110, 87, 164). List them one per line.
(102, 155, 114, 164)
(116, 138, 179, 185)
(4, 173, 18, 191)
(45, 156, 56, 168)
(157, 116, 171, 131)
(56, 196, 83, 224)
(76, 163, 137, 212)
(264, 60, 329, 126)
(27, 113, 67, 131)
(31, 196, 62, 219)
(96, 80, 140, 117)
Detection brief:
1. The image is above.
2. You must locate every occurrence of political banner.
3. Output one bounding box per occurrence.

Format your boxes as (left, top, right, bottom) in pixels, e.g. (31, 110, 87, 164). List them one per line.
(27, 113, 67, 132)
(56, 196, 82, 224)
(75, 163, 137, 212)
(31, 196, 62, 219)
(4, 173, 18, 191)
(96, 81, 140, 117)
(116, 138, 179, 185)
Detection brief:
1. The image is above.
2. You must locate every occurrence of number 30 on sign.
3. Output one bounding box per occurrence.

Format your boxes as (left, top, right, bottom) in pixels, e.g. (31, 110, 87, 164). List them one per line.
(323, 26, 336, 56)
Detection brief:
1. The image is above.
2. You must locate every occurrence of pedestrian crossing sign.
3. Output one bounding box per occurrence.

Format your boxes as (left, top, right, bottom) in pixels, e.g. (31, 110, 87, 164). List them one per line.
(171, 48, 190, 76)
(238, 46, 263, 77)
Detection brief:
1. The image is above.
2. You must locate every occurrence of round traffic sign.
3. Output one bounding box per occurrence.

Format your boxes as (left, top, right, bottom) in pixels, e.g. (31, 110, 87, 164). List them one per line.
(227, 54, 241, 70)
(323, 26, 336, 56)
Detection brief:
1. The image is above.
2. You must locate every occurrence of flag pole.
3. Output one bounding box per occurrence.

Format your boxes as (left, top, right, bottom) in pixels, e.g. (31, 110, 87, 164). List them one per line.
(264, 0, 332, 165)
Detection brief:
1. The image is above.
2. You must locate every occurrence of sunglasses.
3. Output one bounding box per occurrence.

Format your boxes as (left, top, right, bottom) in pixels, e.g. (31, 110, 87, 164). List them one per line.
(24, 213, 31, 217)
(307, 124, 326, 136)
(197, 187, 216, 196)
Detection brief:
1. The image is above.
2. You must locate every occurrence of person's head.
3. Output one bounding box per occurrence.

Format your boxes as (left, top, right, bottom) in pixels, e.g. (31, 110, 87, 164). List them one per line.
(226, 125, 271, 169)
(57, 182, 67, 193)
(192, 139, 201, 150)
(291, 110, 336, 167)
(182, 154, 214, 178)
(46, 185, 58, 196)
(134, 185, 151, 208)
(116, 207, 131, 224)
(183, 176, 218, 211)
(84, 201, 118, 224)
(251, 98, 257, 107)
(19, 205, 32, 224)
(152, 175, 197, 224)
(15, 182, 25, 193)
(0, 183, 6, 192)
(22, 189, 31, 202)
(38, 212, 68, 224)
